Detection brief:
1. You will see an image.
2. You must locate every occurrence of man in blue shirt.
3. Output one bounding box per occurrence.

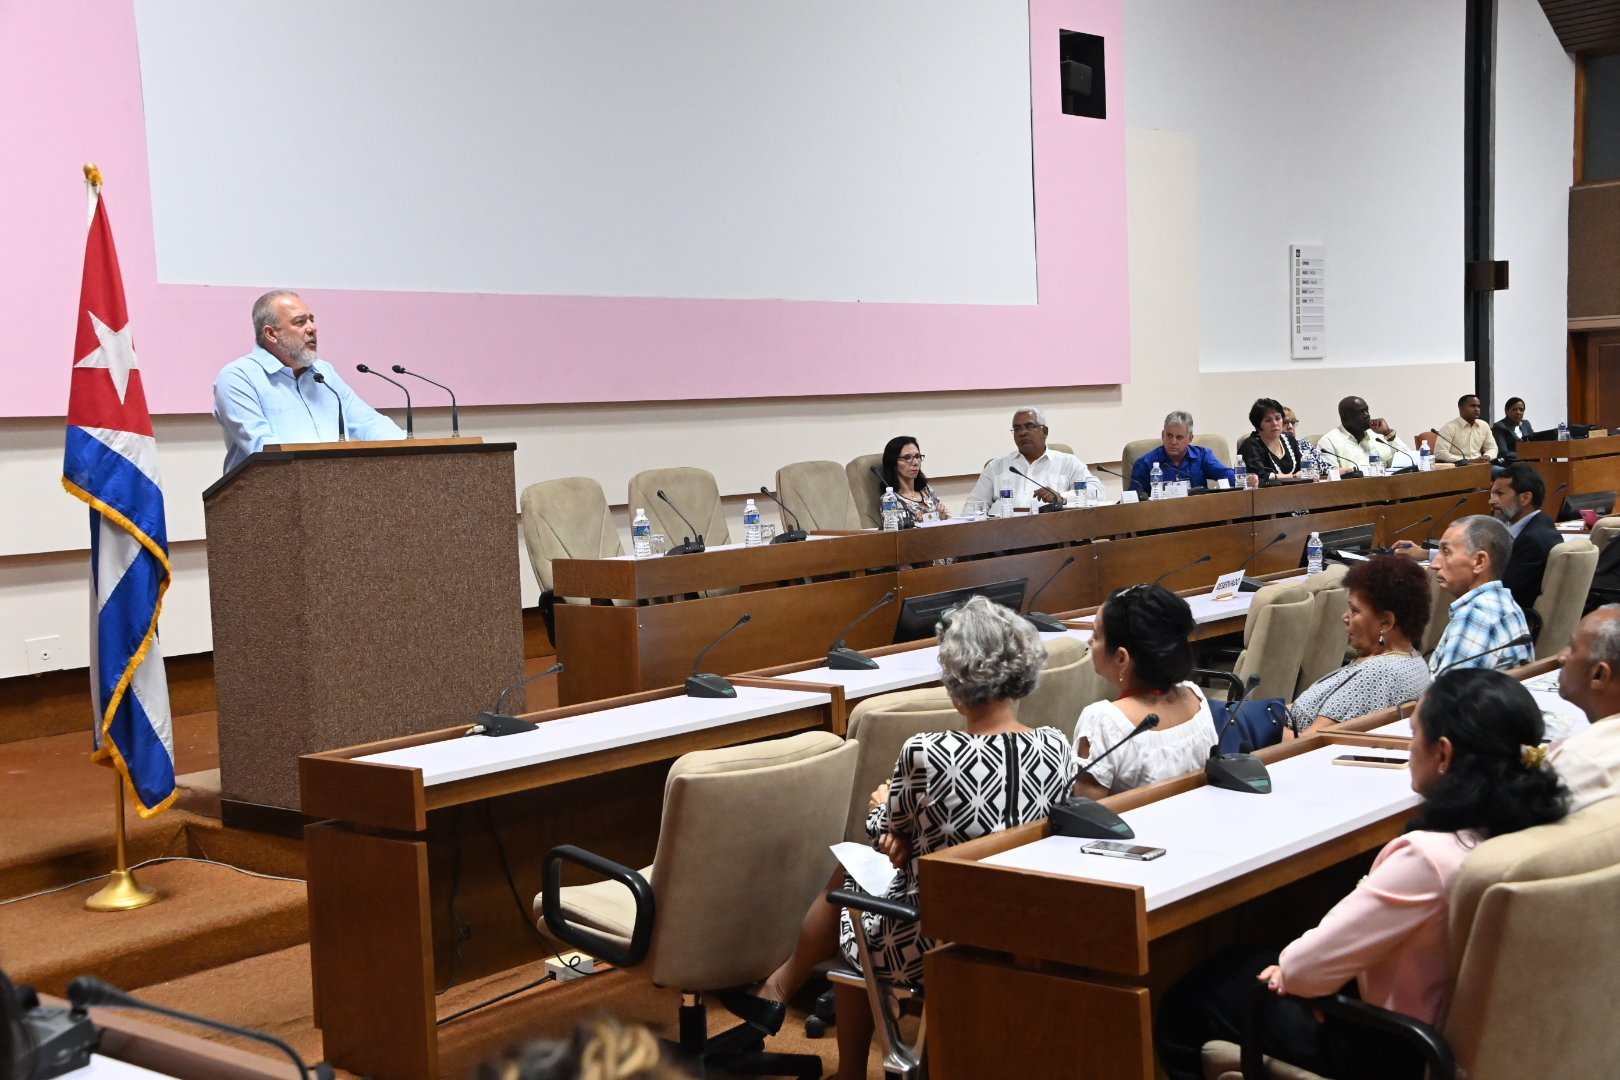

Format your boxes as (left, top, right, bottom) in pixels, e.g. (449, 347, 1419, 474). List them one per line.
(1428, 515, 1535, 673)
(1130, 410, 1247, 494)
(212, 291, 406, 473)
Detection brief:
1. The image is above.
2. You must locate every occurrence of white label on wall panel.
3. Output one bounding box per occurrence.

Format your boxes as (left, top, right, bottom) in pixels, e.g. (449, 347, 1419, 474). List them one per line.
(1291, 245, 1326, 358)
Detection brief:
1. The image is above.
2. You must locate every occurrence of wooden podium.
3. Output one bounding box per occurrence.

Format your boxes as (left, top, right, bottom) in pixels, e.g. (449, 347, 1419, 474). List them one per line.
(202, 439, 524, 829)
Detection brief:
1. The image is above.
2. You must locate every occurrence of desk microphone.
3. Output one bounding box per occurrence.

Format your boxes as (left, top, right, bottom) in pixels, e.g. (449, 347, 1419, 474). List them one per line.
(68, 977, 335, 1080)
(1433, 632, 1534, 675)
(656, 489, 707, 555)
(1373, 435, 1419, 473)
(827, 592, 897, 670)
(392, 365, 460, 437)
(1315, 446, 1360, 477)
(687, 614, 753, 697)
(355, 364, 414, 438)
(1418, 493, 1487, 547)
(1236, 531, 1289, 592)
(1050, 714, 1160, 840)
(1008, 465, 1065, 513)
(1024, 556, 1077, 631)
(868, 466, 915, 528)
(1092, 464, 1132, 498)
(310, 373, 346, 442)
(1205, 672, 1272, 793)
(1428, 426, 1476, 463)
(757, 485, 808, 543)
(470, 662, 565, 736)
(1152, 553, 1212, 587)
(1385, 514, 1434, 546)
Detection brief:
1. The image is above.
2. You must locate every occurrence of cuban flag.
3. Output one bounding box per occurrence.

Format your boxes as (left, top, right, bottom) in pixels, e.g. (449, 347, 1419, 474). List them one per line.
(62, 187, 177, 818)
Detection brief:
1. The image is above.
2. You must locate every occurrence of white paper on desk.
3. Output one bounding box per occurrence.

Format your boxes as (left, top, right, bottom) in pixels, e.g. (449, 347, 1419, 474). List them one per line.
(831, 842, 899, 896)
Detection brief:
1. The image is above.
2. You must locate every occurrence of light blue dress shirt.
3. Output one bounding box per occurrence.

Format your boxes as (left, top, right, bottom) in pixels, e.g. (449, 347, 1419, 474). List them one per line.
(212, 347, 406, 473)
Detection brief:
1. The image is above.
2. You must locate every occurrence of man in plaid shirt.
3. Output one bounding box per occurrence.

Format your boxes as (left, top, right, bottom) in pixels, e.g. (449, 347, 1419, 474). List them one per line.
(1428, 515, 1535, 673)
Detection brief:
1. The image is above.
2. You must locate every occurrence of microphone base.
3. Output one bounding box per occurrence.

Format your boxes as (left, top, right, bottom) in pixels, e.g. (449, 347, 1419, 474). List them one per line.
(1036, 501, 1068, 514)
(827, 646, 880, 670)
(1050, 797, 1136, 839)
(1024, 611, 1069, 632)
(771, 529, 809, 544)
(1206, 754, 1272, 794)
(19, 1000, 98, 1080)
(665, 539, 706, 556)
(686, 673, 738, 698)
(472, 711, 538, 737)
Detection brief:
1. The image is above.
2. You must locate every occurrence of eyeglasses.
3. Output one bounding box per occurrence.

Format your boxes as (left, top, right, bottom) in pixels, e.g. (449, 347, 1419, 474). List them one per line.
(898, 453, 926, 463)
(1011, 423, 1044, 433)
(1282, 418, 1299, 427)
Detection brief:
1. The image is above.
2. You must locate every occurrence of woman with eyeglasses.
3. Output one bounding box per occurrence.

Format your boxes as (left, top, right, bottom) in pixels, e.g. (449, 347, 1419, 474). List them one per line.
(1281, 407, 1316, 458)
(879, 435, 950, 521)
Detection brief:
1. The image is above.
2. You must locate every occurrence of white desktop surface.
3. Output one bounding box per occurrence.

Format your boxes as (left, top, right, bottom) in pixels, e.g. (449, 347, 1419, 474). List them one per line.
(783, 627, 1093, 702)
(981, 743, 1421, 911)
(1367, 672, 1589, 742)
(357, 685, 832, 786)
(70, 1057, 173, 1080)
(611, 534, 838, 560)
(1184, 573, 1308, 626)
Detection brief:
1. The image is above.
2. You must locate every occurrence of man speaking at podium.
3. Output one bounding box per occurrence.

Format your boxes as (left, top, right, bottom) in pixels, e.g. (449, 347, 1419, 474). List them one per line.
(213, 291, 405, 472)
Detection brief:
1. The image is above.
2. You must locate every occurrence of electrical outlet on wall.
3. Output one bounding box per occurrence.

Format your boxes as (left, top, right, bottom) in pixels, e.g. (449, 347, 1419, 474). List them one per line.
(25, 636, 63, 674)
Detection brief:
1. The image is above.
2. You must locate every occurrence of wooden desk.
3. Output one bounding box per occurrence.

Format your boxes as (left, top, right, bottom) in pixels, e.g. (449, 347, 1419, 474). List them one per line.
(554, 472, 1488, 703)
(1516, 435, 1620, 518)
(298, 680, 841, 1080)
(917, 731, 1418, 1079)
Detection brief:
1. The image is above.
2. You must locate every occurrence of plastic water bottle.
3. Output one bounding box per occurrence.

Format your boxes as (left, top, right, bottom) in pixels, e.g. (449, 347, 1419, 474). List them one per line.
(1150, 462, 1164, 501)
(1367, 450, 1382, 478)
(1071, 479, 1085, 507)
(1300, 445, 1318, 482)
(1306, 531, 1324, 576)
(632, 508, 652, 558)
(997, 478, 1014, 518)
(1559, 419, 1570, 442)
(881, 487, 902, 531)
(743, 499, 762, 546)
(1418, 444, 1433, 472)
(1232, 463, 1248, 489)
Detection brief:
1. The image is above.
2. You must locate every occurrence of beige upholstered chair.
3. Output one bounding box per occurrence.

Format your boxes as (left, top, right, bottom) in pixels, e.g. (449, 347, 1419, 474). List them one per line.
(845, 453, 886, 528)
(1196, 434, 1232, 467)
(628, 466, 730, 549)
(1119, 438, 1159, 483)
(1120, 435, 1233, 483)
(1232, 584, 1314, 701)
(1533, 538, 1599, 658)
(537, 731, 857, 1078)
(1588, 515, 1620, 551)
(1202, 798, 1620, 1080)
(519, 477, 623, 601)
(1015, 634, 1109, 739)
(1047, 442, 1075, 456)
(775, 460, 861, 532)
(1421, 568, 1452, 657)
(1294, 564, 1350, 697)
(843, 688, 965, 841)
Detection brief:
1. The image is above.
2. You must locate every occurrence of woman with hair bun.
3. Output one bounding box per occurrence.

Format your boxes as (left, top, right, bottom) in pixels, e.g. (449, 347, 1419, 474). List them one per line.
(1156, 667, 1569, 1079)
(1072, 582, 1215, 797)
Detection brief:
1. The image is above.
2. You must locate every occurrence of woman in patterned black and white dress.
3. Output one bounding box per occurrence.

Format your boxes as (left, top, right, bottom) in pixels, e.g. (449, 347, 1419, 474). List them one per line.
(757, 595, 1074, 1080)
(879, 435, 951, 521)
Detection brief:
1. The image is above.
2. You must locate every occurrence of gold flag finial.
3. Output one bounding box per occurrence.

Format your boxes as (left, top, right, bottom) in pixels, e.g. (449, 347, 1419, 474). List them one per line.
(84, 163, 104, 187)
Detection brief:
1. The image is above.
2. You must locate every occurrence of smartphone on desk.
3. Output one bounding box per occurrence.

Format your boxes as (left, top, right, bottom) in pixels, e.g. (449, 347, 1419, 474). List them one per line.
(1082, 840, 1166, 861)
(1332, 753, 1408, 769)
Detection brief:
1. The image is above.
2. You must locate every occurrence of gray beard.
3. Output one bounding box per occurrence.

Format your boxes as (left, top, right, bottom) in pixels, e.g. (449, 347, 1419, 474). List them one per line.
(288, 346, 319, 371)
(1491, 507, 1514, 525)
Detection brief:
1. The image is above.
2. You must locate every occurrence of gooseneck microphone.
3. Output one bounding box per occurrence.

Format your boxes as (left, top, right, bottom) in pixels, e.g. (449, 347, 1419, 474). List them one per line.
(1428, 426, 1475, 462)
(757, 485, 808, 543)
(1434, 632, 1535, 675)
(1008, 465, 1065, 513)
(1418, 494, 1479, 547)
(1025, 556, 1077, 631)
(1373, 434, 1419, 472)
(827, 592, 898, 669)
(392, 364, 460, 437)
(1205, 672, 1273, 794)
(687, 614, 753, 698)
(1050, 714, 1161, 839)
(311, 372, 346, 441)
(67, 976, 334, 1080)
(355, 363, 413, 438)
(656, 489, 706, 555)
(1386, 515, 1435, 544)
(1315, 446, 1360, 476)
(1152, 553, 1212, 587)
(470, 662, 565, 737)
(1237, 531, 1289, 592)
(1092, 463, 1132, 497)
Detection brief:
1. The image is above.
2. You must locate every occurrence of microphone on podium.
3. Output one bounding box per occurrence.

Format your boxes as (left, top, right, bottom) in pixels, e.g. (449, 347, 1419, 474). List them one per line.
(1024, 556, 1077, 632)
(1050, 714, 1160, 839)
(311, 373, 346, 442)
(1152, 553, 1212, 588)
(826, 592, 897, 669)
(470, 662, 565, 736)
(1008, 465, 1066, 513)
(1433, 632, 1534, 675)
(356, 364, 414, 438)
(1237, 531, 1289, 592)
(1204, 672, 1272, 794)
(657, 489, 707, 555)
(757, 485, 808, 543)
(687, 614, 753, 697)
(393, 365, 461, 437)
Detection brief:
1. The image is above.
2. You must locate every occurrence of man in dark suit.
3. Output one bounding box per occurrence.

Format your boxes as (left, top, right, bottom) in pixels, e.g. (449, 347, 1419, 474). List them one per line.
(1490, 461, 1562, 612)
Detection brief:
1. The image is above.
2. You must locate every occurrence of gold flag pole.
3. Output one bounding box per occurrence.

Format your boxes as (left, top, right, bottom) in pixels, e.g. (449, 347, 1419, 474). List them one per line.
(85, 773, 158, 911)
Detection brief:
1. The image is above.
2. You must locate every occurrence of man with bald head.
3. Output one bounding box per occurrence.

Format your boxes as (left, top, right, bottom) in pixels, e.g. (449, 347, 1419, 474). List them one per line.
(1426, 514, 1534, 673)
(1554, 606, 1620, 811)
(213, 290, 405, 473)
(1314, 395, 1414, 475)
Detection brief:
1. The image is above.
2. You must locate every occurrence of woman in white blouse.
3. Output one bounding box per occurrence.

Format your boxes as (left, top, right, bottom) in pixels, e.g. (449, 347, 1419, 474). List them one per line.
(1073, 583, 1217, 796)
(1287, 555, 1433, 737)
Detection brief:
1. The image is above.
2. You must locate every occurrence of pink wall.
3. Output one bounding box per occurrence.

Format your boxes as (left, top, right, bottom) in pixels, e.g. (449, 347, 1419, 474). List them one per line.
(2, 0, 1127, 417)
